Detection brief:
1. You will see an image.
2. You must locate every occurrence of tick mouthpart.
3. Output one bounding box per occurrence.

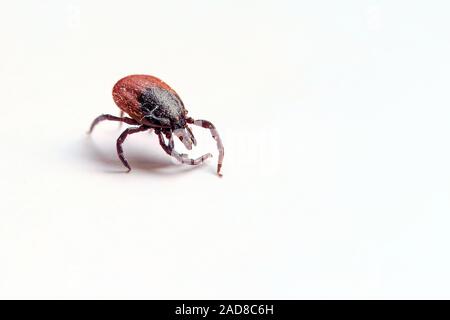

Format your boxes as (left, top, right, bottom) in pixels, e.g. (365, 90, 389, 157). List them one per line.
(186, 126, 197, 146)
(173, 128, 193, 150)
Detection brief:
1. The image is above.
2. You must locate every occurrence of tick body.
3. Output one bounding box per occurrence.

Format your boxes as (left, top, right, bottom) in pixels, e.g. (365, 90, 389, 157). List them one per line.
(89, 74, 224, 176)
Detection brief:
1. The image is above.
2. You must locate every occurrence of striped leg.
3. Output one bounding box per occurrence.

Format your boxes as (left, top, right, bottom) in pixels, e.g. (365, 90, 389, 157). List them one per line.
(116, 125, 149, 171)
(187, 118, 224, 176)
(157, 132, 212, 166)
(88, 114, 138, 133)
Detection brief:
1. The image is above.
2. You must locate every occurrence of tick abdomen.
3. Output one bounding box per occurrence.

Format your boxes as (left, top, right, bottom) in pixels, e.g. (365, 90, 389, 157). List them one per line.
(112, 74, 183, 124)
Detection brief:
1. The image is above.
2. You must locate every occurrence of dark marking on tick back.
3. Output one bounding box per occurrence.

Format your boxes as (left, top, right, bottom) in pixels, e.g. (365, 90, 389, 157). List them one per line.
(137, 86, 185, 128)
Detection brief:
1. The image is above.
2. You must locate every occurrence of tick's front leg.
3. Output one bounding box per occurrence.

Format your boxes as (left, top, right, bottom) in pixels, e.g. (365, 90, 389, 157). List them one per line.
(187, 118, 224, 176)
(157, 132, 212, 166)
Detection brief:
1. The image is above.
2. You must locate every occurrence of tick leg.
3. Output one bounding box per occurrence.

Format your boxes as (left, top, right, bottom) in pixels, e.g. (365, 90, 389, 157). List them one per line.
(118, 110, 125, 128)
(188, 118, 224, 176)
(157, 132, 212, 166)
(116, 125, 149, 172)
(88, 114, 138, 133)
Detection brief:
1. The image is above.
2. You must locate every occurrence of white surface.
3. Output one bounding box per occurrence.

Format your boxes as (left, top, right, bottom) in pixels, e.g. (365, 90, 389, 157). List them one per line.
(1, 0, 450, 299)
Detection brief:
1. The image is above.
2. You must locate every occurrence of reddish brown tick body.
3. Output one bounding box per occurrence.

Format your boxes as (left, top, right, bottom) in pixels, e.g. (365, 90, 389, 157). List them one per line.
(89, 75, 224, 176)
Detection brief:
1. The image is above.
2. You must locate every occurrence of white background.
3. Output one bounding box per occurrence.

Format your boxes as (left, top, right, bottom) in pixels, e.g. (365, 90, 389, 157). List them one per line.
(1, 0, 450, 299)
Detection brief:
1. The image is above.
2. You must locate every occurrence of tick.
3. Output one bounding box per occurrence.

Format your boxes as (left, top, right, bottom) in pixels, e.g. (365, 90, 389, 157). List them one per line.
(88, 74, 224, 176)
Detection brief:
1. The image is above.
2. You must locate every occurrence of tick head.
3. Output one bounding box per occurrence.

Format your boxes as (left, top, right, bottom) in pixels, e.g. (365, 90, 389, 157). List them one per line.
(173, 126, 193, 150)
(172, 114, 197, 150)
(171, 115, 186, 130)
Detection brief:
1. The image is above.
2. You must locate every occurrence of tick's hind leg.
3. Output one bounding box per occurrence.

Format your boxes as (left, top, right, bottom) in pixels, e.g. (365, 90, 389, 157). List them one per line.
(118, 110, 125, 128)
(116, 125, 149, 171)
(157, 132, 212, 166)
(88, 114, 138, 133)
(187, 118, 224, 176)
